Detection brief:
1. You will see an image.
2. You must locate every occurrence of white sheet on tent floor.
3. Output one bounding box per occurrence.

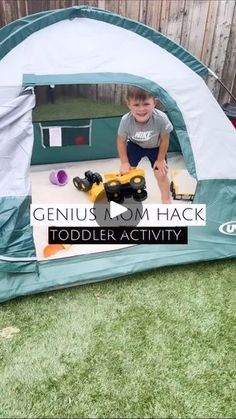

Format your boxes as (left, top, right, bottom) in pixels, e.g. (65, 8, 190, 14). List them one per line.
(30, 153, 188, 261)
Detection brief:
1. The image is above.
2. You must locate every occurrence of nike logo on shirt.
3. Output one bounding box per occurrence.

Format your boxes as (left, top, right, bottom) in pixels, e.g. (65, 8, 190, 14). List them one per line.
(133, 130, 154, 141)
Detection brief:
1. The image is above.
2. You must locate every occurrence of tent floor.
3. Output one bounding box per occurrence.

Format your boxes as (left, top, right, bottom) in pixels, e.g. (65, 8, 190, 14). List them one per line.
(30, 153, 194, 261)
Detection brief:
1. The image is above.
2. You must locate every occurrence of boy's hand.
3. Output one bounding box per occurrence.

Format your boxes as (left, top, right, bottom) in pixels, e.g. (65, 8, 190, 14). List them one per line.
(120, 162, 131, 175)
(153, 160, 168, 176)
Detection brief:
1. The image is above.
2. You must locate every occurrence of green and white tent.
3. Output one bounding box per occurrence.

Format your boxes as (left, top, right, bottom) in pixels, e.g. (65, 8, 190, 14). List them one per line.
(0, 5, 235, 302)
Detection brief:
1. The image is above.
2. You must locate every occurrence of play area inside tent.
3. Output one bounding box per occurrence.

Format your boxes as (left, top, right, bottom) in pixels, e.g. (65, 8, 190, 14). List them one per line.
(30, 92, 196, 261)
(0, 5, 236, 302)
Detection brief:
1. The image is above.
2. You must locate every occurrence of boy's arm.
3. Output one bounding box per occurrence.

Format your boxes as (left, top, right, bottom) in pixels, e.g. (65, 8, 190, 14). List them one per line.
(117, 135, 131, 174)
(153, 133, 170, 176)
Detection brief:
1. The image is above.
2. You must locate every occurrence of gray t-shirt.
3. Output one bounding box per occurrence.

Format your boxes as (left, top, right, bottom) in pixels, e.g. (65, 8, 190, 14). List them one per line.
(118, 109, 173, 149)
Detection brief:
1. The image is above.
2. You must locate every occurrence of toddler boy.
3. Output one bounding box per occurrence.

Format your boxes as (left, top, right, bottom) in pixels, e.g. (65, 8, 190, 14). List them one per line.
(117, 86, 173, 203)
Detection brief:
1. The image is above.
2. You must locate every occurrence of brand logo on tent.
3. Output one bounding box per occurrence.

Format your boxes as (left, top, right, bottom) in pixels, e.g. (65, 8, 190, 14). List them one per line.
(219, 221, 236, 235)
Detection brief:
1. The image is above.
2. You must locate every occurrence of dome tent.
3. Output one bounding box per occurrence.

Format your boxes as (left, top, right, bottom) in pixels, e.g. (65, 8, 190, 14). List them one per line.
(0, 5, 235, 302)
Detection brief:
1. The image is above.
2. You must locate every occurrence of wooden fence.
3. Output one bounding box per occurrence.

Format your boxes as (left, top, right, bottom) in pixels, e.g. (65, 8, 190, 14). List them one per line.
(0, 0, 235, 104)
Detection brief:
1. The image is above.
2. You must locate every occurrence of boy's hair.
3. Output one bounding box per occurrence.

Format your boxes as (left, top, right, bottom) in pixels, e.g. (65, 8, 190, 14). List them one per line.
(126, 86, 154, 101)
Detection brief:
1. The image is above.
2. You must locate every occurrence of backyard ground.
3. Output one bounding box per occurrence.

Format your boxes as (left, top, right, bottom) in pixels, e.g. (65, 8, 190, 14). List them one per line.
(0, 259, 235, 418)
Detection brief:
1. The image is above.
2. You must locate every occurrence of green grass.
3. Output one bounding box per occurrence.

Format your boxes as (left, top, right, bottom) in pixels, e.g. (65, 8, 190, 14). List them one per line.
(0, 259, 235, 418)
(33, 96, 128, 121)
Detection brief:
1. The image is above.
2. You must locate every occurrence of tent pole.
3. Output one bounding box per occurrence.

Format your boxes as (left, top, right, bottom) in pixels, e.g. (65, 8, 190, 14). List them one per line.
(208, 68, 236, 103)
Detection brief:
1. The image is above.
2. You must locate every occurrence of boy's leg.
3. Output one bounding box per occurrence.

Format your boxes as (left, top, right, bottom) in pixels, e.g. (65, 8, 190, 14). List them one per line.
(154, 169, 171, 204)
(147, 148, 171, 204)
(127, 141, 143, 167)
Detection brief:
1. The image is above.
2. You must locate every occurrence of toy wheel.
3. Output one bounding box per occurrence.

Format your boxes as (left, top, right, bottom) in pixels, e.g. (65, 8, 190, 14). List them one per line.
(105, 180, 123, 203)
(106, 190, 124, 203)
(123, 186, 133, 198)
(170, 181, 174, 193)
(73, 176, 91, 192)
(133, 189, 148, 202)
(171, 186, 176, 200)
(84, 170, 95, 182)
(130, 175, 146, 190)
(105, 179, 121, 194)
(93, 172, 103, 184)
(84, 171, 102, 185)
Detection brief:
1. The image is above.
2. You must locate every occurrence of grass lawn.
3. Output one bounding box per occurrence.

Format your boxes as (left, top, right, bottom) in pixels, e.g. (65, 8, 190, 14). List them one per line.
(33, 96, 128, 121)
(0, 259, 235, 418)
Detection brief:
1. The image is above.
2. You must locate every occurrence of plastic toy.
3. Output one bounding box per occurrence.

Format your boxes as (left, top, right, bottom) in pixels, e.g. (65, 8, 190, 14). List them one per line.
(43, 244, 71, 258)
(49, 169, 69, 186)
(73, 170, 102, 191)
(73, 170, 105, 201)
(73, 168, 147, 203)
(104, 168, 147, 203)
(170, 170, 196, 201)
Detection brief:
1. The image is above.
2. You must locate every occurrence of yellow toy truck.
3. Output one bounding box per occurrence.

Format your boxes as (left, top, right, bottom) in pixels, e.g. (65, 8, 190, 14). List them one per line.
(170, 169, 196, 201)
(73, 168, 147, 203)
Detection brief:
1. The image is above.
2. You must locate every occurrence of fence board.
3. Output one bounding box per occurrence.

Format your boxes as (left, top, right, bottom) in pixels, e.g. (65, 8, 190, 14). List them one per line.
(201, 0, 219, 66)
(0, 1, 6, 27)
(159, 0, 171, 35)
(124, 0, 140, 21)
(104, 0, 118, 14)
(180, 0, 195, 49)
(16, 0, 29, 18)
(207, 0, 235, 99)
(117, 0, 127, 17)
(97, 0, 106, 10)
(165, 0, 185, 44)
(0, 0, 16, 26)
(27, 0, 50, 15)
(138, 0, 148, 23)
(218, 4, 236, 104)
(185, 0, 209, 59)
(0, 0, 236, 103)
(146, 0, 162, 31)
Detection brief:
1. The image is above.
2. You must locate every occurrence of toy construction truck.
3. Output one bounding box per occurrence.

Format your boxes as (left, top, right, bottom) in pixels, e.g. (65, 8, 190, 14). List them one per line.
(73, 168, 147, 203)
(170, 169, 196, 201)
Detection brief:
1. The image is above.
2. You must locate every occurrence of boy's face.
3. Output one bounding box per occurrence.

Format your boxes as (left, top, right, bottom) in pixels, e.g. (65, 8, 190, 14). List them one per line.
(126, 97, 157, 124)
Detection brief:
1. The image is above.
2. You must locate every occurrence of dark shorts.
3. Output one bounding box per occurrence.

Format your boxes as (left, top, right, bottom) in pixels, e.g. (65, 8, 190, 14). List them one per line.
(127, 140, 160, 168)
